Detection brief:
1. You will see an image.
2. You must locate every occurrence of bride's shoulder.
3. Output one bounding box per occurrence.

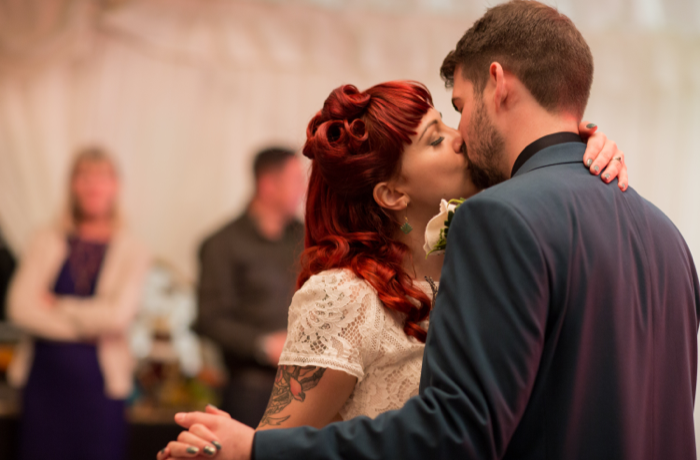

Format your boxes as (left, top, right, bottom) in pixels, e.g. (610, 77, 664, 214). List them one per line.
(292, 268, 381, 310)
(282, 269, 385, 378)
(299, 268, 376, 294)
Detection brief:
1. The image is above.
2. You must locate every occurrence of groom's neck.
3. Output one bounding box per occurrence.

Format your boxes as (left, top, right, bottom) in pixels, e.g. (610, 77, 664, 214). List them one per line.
(501, 106, 580, 178)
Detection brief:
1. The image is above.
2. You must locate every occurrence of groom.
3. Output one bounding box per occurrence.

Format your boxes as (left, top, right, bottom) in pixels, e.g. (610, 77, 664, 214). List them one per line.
(176, 1, 700, 459)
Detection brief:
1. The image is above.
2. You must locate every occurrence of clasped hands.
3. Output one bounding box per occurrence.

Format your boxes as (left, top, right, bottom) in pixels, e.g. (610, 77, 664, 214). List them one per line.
(156, 405, 254, 460)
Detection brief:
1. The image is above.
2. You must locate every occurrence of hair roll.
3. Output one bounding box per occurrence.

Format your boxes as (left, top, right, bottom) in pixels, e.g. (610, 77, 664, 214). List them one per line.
(299, 81, 434, 342)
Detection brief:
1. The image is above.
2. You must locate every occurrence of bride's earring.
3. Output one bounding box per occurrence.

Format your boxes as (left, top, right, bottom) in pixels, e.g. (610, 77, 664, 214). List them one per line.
(400, 205, 413, 234)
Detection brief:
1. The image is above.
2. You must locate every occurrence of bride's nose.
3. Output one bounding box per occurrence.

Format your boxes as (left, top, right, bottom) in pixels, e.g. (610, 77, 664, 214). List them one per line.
(451, 128, 464, 154)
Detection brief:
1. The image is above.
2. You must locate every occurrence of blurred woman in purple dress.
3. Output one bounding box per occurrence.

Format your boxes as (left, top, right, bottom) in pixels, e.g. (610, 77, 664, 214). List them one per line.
(6, 147, 150, 460)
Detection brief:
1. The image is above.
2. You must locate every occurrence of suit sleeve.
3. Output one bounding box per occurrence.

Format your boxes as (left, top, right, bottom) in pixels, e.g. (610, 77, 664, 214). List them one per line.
(253, 196, 550, 460)
(194, 237, 265, 360)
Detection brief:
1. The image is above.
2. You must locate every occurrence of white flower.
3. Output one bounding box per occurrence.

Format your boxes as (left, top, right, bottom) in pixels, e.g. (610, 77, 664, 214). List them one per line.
(423, 199, 459, 256)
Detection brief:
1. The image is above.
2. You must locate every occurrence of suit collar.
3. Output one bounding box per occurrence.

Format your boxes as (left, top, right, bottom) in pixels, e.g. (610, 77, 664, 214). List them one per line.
(512, 140, 586, 178)
(511, 132, 583, 176)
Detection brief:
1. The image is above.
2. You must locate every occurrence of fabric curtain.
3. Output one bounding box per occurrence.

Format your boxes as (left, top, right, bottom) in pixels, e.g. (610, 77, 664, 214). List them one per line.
(0, 0, 698, 276)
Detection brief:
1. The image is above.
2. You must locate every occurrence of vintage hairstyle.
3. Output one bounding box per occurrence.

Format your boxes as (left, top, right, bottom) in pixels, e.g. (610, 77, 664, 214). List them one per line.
(440, 0, 594, 120)
(299, 81, 433, 342)
(66, 145, 121, 229)
(253, 146, 297, 180)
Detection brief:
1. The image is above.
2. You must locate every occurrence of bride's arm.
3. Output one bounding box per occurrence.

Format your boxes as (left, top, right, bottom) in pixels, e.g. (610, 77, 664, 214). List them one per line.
(156, 369, 356, 459)
(256, 364, 357, 430)
(156, 271, 379, 457)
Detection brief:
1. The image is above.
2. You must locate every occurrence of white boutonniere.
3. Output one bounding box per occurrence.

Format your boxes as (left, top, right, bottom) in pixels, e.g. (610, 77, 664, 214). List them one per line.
(423, 198, 466, 256)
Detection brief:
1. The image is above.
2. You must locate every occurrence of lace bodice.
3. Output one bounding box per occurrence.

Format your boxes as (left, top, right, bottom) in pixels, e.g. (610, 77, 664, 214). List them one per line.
(278, 268, 434, 420)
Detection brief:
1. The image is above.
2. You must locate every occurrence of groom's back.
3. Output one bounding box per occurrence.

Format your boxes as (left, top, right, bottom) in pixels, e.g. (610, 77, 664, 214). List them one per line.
(488, 142, 699, 459)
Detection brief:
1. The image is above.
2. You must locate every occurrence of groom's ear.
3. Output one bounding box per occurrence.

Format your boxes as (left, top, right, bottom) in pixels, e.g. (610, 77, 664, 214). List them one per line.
(373, 181, 408, 212)
(489, 62, 508, 113)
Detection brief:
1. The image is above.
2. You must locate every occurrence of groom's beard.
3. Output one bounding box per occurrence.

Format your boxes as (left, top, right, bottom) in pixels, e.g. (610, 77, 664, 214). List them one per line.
(465, 99, 507, 190)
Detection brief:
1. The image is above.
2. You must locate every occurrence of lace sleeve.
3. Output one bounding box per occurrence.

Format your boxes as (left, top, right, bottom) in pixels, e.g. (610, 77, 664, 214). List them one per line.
(278, 269, 384, 380)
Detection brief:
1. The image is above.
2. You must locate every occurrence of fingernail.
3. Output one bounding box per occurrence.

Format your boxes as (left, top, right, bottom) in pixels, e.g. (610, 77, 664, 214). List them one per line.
(204, 445, 216, 456)
(594, 165, 600, 173)
(586, 123, 597, 129)
(621, 183, 627, 190)
(160, 448, 166, 454)
(604, 173, 610, 181)
(206, 403, 219, 410)
(212, 441, 222, 451)
(175, 413, 186, 423)
(186, 446, 199, 455)
(586, 158, 592, 167)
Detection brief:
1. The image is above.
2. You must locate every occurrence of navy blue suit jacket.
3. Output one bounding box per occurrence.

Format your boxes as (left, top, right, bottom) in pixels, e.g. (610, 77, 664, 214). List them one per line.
(255, 140, 700, 459)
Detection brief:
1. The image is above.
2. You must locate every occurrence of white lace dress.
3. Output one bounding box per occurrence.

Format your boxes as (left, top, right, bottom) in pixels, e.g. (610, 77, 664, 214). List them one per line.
(278, 268, 435, 420)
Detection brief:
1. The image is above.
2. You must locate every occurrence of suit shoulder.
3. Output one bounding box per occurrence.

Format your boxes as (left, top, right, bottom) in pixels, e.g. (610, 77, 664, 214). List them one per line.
(635, 191, 676, 227)
(464, 163, 593, 219)
(631, 189, 689, 253)
(458, 182, 534, 220)
(472, 169, 555, 202)
(453, 190, 540, 247)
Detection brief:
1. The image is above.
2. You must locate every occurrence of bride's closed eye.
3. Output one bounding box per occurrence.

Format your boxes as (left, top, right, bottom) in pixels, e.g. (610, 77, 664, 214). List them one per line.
(430, 136, 445, 147)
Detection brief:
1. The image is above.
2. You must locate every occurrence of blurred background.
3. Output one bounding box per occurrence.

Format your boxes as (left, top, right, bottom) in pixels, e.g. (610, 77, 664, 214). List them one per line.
(0, 0, 698, 458)
(1, 0, 699, 276)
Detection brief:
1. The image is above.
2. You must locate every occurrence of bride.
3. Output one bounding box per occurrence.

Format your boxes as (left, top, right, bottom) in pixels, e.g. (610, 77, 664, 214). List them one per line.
(158, 81, 626, 459)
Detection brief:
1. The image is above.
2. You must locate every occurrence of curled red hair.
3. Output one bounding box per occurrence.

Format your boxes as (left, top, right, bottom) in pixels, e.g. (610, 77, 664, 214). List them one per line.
(299, 81, 434, 342)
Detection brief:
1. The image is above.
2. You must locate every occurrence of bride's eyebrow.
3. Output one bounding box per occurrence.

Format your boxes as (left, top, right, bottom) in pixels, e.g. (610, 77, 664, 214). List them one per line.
(418, 119, 439, 141)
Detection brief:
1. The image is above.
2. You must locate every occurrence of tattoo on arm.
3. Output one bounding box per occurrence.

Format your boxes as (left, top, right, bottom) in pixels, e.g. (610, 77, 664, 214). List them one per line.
(259, 365, 327, 427)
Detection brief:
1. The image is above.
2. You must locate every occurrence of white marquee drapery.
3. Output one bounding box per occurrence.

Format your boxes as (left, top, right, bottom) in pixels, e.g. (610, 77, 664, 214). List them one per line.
(0, 0, 698, 277)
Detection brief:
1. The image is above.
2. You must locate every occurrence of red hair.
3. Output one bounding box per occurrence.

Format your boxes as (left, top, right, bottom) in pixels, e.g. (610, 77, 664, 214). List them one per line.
(299, 81, 434, 342)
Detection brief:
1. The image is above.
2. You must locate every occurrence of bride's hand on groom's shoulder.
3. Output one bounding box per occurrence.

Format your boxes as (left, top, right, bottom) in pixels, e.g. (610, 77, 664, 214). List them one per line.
(579, 121, 629, 192)
(156, 405, 253, 460)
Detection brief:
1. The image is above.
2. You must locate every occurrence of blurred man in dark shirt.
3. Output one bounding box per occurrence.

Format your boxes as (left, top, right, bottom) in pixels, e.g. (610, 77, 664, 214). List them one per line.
(194, 147, 306, 427)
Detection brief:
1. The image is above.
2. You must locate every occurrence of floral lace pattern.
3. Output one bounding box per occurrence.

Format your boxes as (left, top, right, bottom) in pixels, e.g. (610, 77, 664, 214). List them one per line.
(278, 268, 433, 420)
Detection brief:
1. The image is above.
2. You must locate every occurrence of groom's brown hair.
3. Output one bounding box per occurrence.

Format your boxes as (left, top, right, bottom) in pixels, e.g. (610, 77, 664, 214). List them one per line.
(440, 0, 593, 120)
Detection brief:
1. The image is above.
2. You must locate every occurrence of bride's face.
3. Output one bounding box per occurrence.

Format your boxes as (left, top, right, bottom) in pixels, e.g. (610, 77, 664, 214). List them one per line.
(396, 108, 478, 213)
